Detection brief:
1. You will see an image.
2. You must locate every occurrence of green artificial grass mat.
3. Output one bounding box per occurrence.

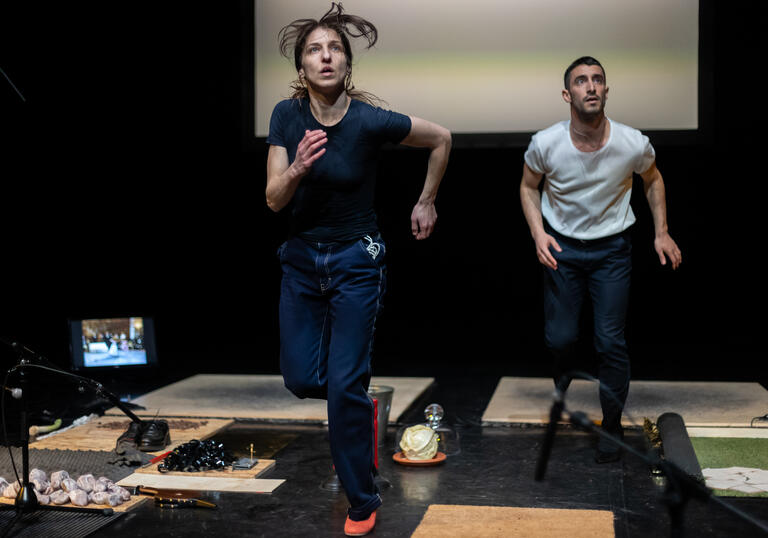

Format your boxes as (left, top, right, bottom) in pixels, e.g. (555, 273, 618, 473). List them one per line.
(691, 437, 768, 498)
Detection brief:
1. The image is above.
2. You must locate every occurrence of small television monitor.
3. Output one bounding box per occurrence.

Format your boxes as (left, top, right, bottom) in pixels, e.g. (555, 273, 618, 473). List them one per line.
(69, 316, 158, 371)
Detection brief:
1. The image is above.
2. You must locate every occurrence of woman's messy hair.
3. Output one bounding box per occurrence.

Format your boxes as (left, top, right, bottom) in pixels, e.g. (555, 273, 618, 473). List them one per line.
(278, 2, 383, 106)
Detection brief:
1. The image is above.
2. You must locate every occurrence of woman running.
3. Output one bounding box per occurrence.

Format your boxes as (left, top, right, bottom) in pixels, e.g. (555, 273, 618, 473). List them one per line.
(266, 3, 451, 535)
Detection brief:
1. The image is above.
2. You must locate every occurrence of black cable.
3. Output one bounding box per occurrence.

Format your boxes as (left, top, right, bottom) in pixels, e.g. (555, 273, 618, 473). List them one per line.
(0, 66, 26, 103)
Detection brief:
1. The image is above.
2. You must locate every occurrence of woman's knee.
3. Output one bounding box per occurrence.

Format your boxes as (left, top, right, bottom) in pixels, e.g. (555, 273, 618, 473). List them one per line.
(283, 374, 325, 399)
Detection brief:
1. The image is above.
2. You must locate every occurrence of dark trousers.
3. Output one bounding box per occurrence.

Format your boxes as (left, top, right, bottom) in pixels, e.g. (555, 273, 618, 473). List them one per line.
(278, 235, 385, 520)
(543, 225, 632, 449)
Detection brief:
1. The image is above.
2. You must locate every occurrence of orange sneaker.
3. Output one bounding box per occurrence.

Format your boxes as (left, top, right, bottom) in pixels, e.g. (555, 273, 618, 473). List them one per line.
(344, 511, 376, 536)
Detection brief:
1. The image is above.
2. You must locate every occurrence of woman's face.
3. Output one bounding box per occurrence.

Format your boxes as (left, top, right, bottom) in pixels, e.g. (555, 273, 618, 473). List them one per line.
(299, 26, 349, 93)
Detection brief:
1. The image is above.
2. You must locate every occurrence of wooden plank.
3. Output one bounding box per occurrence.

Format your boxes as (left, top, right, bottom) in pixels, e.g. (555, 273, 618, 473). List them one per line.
(116, 473, 284, 494)
(482, 377, 768, 427)
(31, 417, 233, 454)
(134, 458, 275, 478)
(0, 494, 149, 513)
(103, 374, 434, 423)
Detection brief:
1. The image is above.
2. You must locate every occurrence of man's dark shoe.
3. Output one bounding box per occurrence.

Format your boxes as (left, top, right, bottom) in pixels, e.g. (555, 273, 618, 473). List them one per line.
(115, 421, 145, 453)
(138, 419, 171, 452)
(594, 448, 622, 464)
(595, 424, 623, 464)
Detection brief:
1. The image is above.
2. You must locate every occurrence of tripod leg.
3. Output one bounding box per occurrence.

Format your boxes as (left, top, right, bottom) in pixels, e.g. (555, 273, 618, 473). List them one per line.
(15, 366, 38, 511)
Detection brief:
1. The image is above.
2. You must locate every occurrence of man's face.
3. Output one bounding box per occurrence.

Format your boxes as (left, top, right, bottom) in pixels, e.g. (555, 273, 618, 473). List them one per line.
(298, 27, 349, 92)
(562, 64, 608, 117)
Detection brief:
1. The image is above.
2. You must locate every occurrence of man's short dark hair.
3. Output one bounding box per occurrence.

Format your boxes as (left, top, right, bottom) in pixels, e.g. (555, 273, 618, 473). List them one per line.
(564, 56, 605, 90)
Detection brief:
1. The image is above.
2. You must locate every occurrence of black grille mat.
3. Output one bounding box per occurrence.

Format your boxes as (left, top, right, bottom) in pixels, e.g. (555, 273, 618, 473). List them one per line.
(0, 448, 150, 484)
(0, 506, 123, 538)
(0, 447, 152, 537)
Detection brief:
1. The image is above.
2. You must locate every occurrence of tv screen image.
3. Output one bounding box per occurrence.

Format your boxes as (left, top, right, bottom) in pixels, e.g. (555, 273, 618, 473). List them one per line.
(81, 317, 146, 367)
(69, 316, 158, 370)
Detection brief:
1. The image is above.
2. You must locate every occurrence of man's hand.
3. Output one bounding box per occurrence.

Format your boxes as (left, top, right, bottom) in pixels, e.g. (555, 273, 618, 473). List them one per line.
(534, 231, 562, 270)
(410, 201, 437, 240)
(654, 233, 682, 270)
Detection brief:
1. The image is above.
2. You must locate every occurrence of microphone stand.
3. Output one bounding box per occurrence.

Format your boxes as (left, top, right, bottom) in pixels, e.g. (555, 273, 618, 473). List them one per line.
(563, 406, 768, 537)
(534, 387, 564, 481)
(3, 364, 116, 516)
(0, 339, 143, 535)
(1, 338, 144, 424)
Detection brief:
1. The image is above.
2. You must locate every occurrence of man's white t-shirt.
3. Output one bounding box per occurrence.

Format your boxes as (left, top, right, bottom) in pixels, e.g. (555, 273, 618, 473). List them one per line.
(524, 119, 655, 240)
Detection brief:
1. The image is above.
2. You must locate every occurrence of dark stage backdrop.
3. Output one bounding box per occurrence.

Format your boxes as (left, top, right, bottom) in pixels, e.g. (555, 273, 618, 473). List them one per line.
(0, 2, 763, 388)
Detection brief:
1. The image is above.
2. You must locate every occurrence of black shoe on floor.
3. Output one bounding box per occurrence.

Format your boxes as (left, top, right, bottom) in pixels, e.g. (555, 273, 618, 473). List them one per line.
(115, 421, 145, 453)
(139, 420, 171, 452)
(594, 448, 622, 464)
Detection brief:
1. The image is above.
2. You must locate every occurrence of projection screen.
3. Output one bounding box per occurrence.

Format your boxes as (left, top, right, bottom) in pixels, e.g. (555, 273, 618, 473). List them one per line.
(254, 0, 699, 137)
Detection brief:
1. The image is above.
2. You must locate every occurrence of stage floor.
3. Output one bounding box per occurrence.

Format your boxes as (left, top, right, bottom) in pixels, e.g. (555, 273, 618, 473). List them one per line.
(5, 374, 767, 537)
(100, 374, 767, 537)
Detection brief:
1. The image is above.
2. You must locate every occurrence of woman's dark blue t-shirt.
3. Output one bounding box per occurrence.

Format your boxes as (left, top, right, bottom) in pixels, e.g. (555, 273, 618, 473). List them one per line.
(267, 98, 411, 242)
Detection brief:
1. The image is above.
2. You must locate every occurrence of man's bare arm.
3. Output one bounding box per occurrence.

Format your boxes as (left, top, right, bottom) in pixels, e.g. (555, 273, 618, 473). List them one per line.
(520, 163, 561, 270)
(640, 161, 682, 269)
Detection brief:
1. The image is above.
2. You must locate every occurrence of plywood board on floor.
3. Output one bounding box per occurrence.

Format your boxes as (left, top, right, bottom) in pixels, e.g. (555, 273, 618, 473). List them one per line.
(116, 473, 284, 494)
(134, 458, 275, 478)
(104, 375, 433, 423)
(411, 504, 615, 538)
(688, 427, 768, 438)
(30, 417, 233, 454)
(0, 494, 149, 513)
(482, 377, 768, 427)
